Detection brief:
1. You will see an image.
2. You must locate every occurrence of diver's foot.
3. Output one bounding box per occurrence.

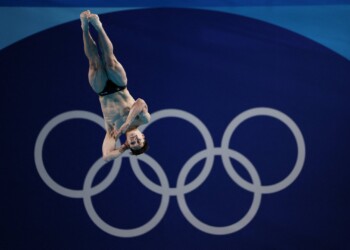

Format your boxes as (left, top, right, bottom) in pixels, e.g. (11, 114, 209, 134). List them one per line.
(80, 10, 90, 30)
(89, 14, 103, 31)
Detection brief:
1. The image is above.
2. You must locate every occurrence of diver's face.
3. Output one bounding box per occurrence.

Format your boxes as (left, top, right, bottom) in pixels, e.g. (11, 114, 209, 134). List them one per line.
(126, 129, 145, 150)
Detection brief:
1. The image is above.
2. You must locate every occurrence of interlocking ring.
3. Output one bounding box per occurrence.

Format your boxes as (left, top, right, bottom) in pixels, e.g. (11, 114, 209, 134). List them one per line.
(34, 107, 306, 237)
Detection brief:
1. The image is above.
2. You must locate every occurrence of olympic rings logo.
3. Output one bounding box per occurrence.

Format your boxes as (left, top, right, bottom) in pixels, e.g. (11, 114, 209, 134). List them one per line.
(34, 108, 306, 238)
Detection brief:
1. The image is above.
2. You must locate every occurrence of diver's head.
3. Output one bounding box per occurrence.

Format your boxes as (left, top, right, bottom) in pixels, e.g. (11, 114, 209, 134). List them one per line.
(125, 128, 149, 155)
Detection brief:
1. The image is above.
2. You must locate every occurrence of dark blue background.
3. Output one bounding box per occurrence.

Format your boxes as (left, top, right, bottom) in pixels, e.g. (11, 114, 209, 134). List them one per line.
(1, 8, 349, 250)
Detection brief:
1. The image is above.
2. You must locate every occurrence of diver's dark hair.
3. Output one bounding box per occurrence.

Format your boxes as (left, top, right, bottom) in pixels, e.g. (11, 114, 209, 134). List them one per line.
(129, 138, 149, 156)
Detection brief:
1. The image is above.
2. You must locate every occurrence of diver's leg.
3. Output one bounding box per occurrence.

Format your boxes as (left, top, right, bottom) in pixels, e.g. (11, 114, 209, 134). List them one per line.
(89, 14, 127, 87)
(80, 10, 107, 93)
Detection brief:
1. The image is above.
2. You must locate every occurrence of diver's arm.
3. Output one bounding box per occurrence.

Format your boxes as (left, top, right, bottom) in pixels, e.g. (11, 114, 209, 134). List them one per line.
(103, 143, 128, 162)
(102, 132, 128, 162)
(119, 98, 151, 133)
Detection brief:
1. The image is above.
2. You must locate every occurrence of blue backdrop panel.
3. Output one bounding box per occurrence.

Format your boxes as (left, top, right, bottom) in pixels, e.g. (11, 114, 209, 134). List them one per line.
(1, 7, 350, 250)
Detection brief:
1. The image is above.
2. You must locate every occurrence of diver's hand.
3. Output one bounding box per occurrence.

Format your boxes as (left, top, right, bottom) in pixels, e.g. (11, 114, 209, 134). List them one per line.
(121, 142, 129, 151)
(110, 128, 121, 139)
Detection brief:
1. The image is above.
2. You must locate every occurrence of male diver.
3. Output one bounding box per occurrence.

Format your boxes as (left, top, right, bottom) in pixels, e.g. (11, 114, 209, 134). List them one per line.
(80, 10, 151, 161)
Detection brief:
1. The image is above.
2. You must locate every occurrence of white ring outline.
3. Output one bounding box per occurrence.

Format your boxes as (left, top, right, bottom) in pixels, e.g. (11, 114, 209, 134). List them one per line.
(34, 110, 122, 198)
(221, 107, 306, 194)
(83, 153, 170, 238)
(176, 148, 262, 235)
(33, 107, 306, 236)
(132, 109, 215, 196)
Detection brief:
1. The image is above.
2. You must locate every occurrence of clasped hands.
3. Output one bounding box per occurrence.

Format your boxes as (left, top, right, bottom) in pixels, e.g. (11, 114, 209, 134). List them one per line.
(110, 122, 130, 139)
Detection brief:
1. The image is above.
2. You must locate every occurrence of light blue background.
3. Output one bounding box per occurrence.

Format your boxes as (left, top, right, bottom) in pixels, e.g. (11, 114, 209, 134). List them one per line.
(1, 3, 350, 60)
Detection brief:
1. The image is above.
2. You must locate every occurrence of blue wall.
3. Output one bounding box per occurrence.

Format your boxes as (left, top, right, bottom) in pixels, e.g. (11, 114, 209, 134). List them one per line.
(1, 2, 350, 250)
